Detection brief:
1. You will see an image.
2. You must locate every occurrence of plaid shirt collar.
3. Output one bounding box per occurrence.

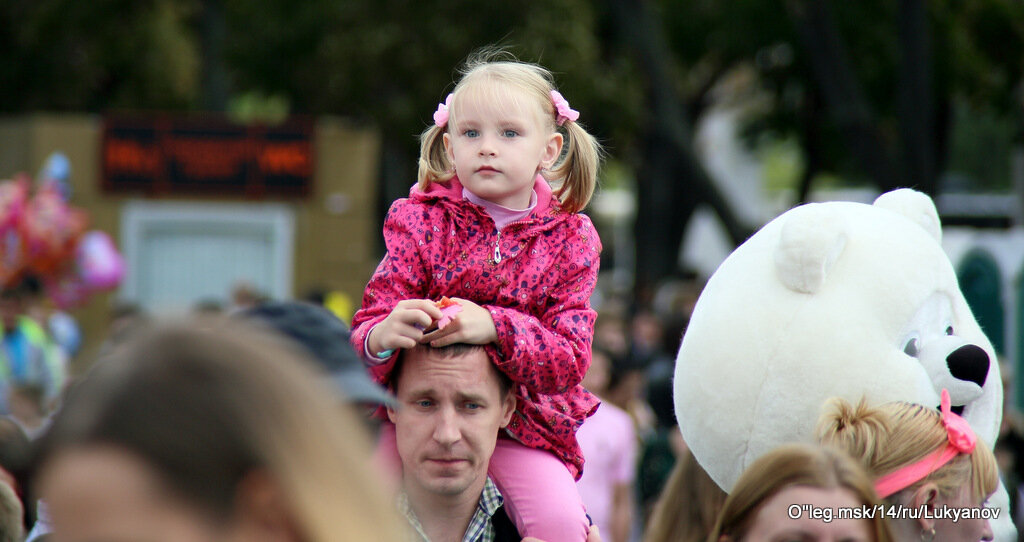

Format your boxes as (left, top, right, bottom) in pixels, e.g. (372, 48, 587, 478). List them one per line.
(399, 477, 504, 542)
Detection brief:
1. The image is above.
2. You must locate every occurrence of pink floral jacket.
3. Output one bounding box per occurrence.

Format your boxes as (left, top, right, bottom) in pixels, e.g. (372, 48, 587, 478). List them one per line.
(351, 176, 601, 478)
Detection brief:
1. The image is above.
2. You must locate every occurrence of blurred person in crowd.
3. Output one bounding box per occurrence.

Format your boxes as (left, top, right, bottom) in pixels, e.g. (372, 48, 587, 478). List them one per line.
(0, 417, 31, 532)
(636, 361, 685, 522)
(95, 301, 148, 360)
(642, 449, 725, 542)
(595, 312, 630, 360)
(710, 443, 893, 542)
(8, 384, 46, 439)
(0, 279, 63, 416)
(32, 319, 406, 542)
(629, 310, 666, 367)
(240, 300, 396, 411)
(230, 280, 266, 311)
(577, 347, 637, 542)
(649, 276, 702, 327)
(28, 300, 397, 542)
(993, 360, 1024, 523)
(604, 352, 655, 443)
(301, 286, 355, 323)
(0, 480, 22, 542)
(191, 298, 225, 315)
(819, 391, 997, 542)
(19, 276, 80, 362)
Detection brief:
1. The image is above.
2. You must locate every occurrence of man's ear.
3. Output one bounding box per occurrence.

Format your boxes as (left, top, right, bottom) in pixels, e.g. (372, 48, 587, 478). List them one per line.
(387, 406, 399, 425)
(499, 393, 516, 429)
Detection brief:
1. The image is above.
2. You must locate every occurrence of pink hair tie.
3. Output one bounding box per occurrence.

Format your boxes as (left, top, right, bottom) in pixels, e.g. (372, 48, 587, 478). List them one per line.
(550, 90, 579, 126)
(433, 93, 453, 128)
(873, 389, 977, 498)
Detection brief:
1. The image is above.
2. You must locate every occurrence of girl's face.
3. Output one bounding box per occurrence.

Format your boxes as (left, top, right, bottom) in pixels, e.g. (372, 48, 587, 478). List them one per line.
(741, 486, 873, 542)
(39, 445, 228, 542)
(443, 84, 562, 210)
(39, 445, 299, 542)
(930, 487, 993, 542)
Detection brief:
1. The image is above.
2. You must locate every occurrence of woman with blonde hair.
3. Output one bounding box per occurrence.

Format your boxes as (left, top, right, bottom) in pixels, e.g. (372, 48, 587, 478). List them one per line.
(818, 390, 998, 542)
(33, 319, 405, 542)
(710, 443, 893, 542)
(643, 449, 726, 542)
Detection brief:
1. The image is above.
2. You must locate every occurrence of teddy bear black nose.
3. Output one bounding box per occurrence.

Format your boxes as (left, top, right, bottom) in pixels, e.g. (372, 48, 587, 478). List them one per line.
(946, 344, 989, 388)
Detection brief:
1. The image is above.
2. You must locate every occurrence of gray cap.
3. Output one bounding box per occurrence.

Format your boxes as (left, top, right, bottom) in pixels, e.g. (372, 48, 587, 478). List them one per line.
(241, 300, 396, 407)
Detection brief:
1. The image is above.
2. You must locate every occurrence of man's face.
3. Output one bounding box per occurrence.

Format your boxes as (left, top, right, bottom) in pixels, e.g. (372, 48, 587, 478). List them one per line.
(388, 348, 515, 499)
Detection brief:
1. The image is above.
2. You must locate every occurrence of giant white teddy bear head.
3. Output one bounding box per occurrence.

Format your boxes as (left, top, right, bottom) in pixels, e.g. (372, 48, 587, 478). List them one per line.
(674, 189, 1002, 493)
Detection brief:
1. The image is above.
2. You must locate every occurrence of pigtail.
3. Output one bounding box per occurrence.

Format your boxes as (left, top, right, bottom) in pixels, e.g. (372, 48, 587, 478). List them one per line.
(417, 124, 454, 189)
(548, 119, 602, 214)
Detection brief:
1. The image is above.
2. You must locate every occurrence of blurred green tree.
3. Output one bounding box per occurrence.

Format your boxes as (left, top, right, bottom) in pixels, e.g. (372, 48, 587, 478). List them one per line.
(613, 0, 1023, 298)
(0, 0, 199, 111)
(2, 0, 1021, 301)
(222, 0, 634, 211)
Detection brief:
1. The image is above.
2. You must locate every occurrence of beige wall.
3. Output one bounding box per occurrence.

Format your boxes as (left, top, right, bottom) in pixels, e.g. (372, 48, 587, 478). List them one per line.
(0, 114, 381, 372)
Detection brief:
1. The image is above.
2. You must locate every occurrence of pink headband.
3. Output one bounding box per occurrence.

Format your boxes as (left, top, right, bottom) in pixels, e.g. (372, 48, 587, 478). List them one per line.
(873, 389, 977, 498)
(431, 90, 581, 128)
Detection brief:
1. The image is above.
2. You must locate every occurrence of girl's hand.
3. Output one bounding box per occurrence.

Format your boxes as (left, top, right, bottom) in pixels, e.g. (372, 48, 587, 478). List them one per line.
(368, 299, 444, 353)
(421, 298, 497, 347)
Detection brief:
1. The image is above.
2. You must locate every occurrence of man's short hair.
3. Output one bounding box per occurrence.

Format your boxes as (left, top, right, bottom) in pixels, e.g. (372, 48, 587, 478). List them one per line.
(390, 344, 513, 398)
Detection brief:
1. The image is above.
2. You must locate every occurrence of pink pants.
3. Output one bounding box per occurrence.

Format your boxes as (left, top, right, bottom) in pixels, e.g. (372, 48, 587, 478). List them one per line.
(376, 422, 589, 541)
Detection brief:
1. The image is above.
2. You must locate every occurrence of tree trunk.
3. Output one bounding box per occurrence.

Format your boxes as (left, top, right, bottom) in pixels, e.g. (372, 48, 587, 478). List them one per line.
(605, 0, 753, 301)
(785, 0, 902, 192)
(375, 137, 415, 253)
(898, 0, 936, 194)
(200, 0, 228, 111)
(796, 91, 823, 204)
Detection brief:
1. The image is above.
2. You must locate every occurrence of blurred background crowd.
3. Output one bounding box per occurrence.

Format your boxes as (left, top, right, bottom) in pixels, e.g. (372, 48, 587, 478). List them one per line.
(1, 1, 1024, 541)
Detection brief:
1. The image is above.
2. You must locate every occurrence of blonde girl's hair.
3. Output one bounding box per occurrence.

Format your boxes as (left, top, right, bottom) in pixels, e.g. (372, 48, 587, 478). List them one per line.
(817, 397, 999, 504)
(36, 318, 406, 542)
(644, 449, 727, 542)
(709, 443, 893, 542)
(418, 51, 602, 214)
(0, 481, 22, 542)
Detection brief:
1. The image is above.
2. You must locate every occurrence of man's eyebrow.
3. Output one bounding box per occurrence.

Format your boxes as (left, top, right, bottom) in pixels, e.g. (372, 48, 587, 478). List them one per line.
(403, 387, 437, 398)
(455, 391, 489, 404)
(403, 388, 489, 403)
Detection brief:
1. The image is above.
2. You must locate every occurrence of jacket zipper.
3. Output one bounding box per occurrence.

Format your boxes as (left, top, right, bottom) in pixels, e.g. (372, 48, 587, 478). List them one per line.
(493, 230, 502, 264)
(491, 217, 536, 265)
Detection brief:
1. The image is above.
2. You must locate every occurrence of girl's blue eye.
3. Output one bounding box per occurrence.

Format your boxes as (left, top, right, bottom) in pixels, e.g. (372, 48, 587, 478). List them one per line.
(502, 129, 518, 137)
(464, 129, 479, 138)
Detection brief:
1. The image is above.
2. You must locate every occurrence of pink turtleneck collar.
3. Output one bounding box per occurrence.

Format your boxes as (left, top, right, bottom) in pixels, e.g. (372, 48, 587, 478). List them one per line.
(463, 188, 537, 230)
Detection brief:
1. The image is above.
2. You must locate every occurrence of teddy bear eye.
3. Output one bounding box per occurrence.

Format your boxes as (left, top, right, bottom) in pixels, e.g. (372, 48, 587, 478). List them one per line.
(903, 338, 921, 357)
(945, 325, 954, 336)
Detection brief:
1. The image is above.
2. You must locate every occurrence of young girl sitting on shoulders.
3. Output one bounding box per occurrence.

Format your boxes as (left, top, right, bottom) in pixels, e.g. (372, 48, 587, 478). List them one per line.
(352, 50, 602, 541)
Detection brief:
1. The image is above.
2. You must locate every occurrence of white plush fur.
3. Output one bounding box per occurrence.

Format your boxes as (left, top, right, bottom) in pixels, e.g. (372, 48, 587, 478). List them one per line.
(674, 189, 1012, 539)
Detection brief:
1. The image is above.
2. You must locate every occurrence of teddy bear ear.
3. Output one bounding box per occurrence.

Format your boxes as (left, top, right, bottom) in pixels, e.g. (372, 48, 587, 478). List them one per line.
(774, 205, 848, 294)
(872, 188, 942, 243)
